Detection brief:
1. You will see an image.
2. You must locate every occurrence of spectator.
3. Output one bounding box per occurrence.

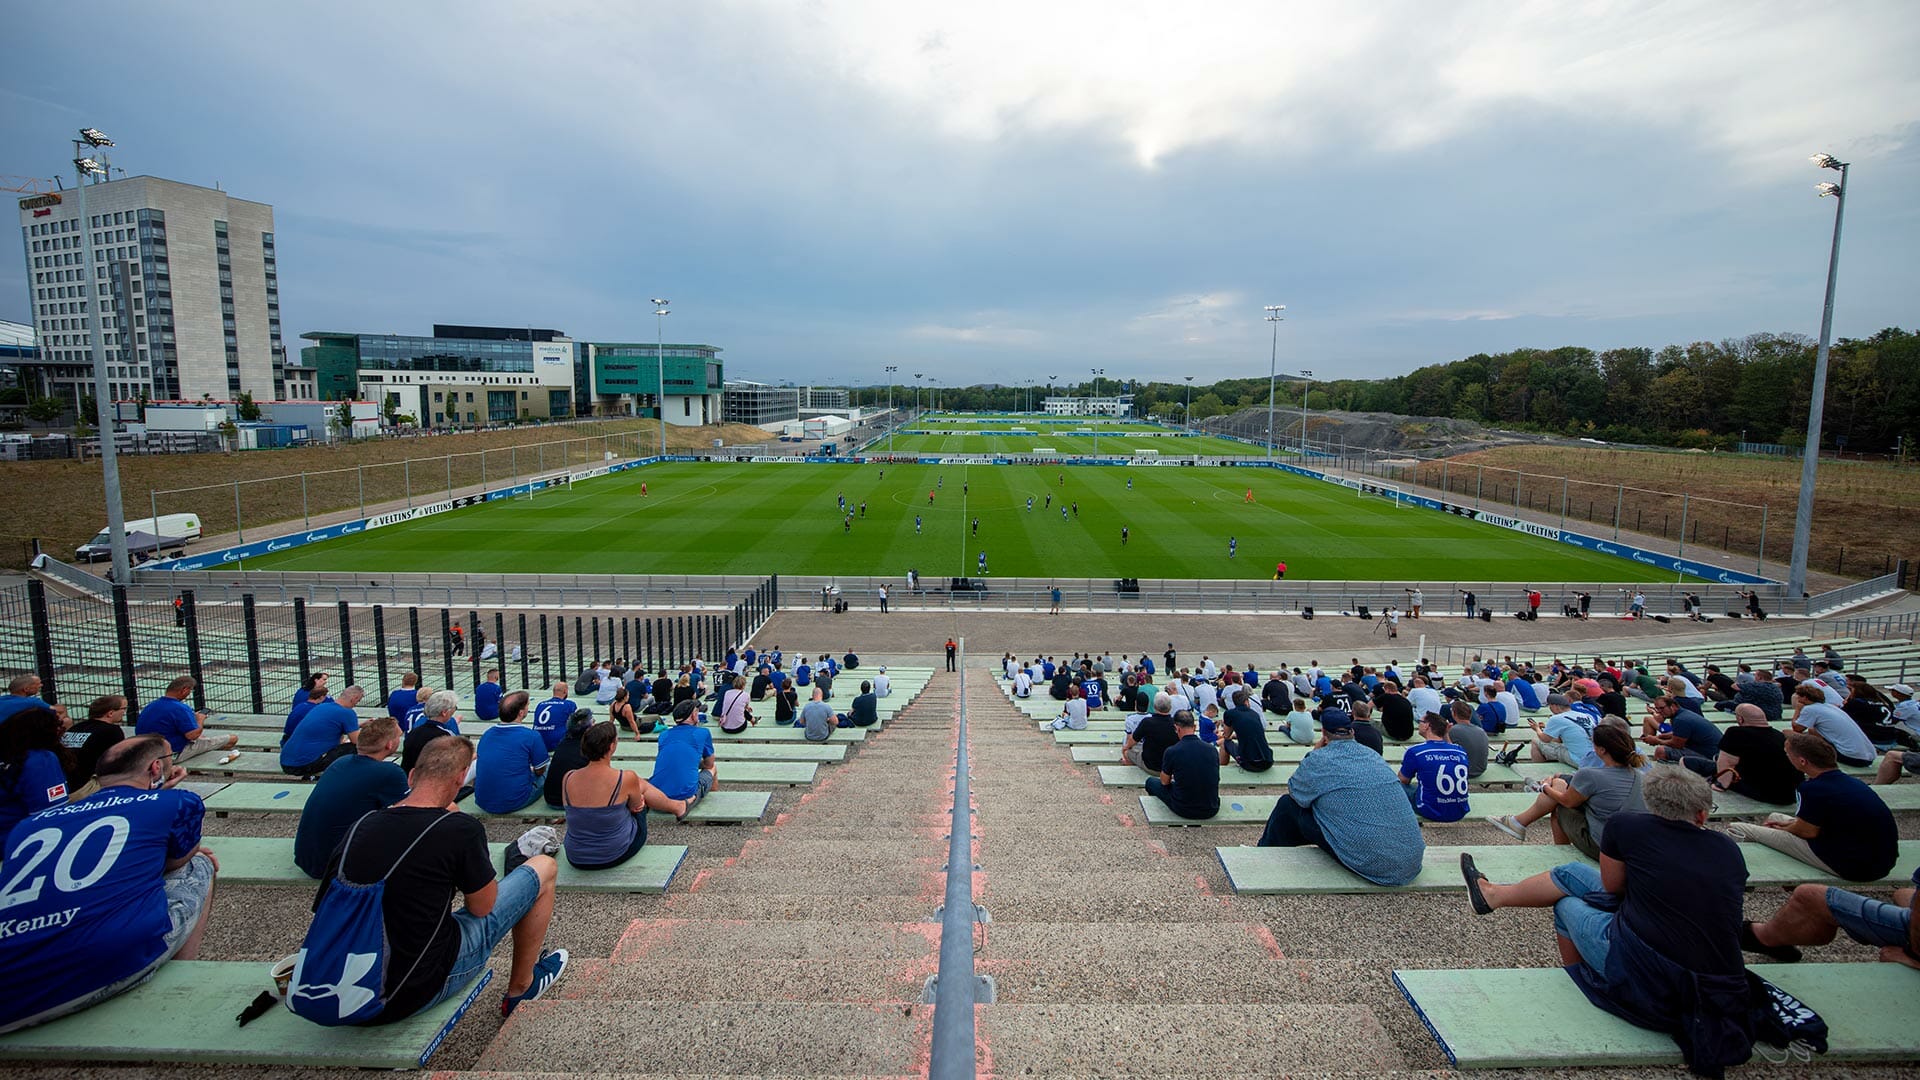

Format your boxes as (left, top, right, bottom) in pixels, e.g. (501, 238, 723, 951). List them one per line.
(1013, 665, 1033, 699)
(649, 701, 715, 816)
(401, 688, 471, 773)
(1218, 687, 1274, 772)
(61, 695, 131, 796)
(1473, 684, 1508, 735)
(1051, 684, 1089, 731)
(284, 672, 332, 741)
(294, 718, 409, 878)
(1724, 732, 1898, 883)
(1447, 699, 1489, 778)
(1642, 694, 1722, 770)
(563, 722, 685, 869)
(304, 736, 566, 1022)
(1374, 680, 1417, 742)
(1347, 701, 1386, 756)
(281, 685, 367, 778)
(474, 669, 503, 722)
(1704, 703, 1801, 805)
(609, 685, 654, 738)
(837, 681, 880, 729)
(795, 685, 835, 742)
(1720, 671, 1784, 724)
(1888, 683, 1920, 736)
(1742, 862, 1920, 967)
(594, 665, 621, 706)
(873, 667, 891, 699)
(1123, 693, 1179, 773)
(1145, 711, 1219, 820)
(749, 664, 773, 702)
(0, 735, 219, 1035)
(1843, 675, 1915, 748)
(1406, 675, 1445, 724)
(135, 676, 237, 766)
(1460, 767, 1752, 1078)
(773, 679, 800, 726)
(1790, 684, 1877, 767)
(1255, 708, 1424, 886)
(531, 682, 578, 753)
(0, 673, 50, 724)
(709, 676, 749, 733)
(0, 706, 73, 835)
(386, 672, 421, 724)
(1528, 693, 1595, 767)
(1487, 724, 1648, 859)
(1275, 697, 1317, 746)
(1400, 710, 1472, 822)
(473, 689, 550, 814)
(542, 712, 599, 809)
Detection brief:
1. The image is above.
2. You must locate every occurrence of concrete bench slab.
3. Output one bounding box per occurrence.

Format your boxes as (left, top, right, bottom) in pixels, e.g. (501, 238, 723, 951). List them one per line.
(202, 835, 687, 892)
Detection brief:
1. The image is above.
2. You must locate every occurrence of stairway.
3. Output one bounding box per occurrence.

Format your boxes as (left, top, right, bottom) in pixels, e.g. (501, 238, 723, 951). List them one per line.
(456, 671, 964, 1076)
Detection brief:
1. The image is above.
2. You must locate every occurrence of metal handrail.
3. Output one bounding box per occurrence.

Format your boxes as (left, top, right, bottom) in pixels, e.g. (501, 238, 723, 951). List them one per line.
(928, 638, 977, 1080)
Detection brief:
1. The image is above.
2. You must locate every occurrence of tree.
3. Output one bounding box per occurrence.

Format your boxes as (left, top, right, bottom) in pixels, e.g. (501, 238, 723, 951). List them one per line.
(79, 393, 97, 421)
(236, 391, 261, 421)
(25, 397, 64, 426)
(329, 403, 352, 440)
(1187, 392, 1227, 422)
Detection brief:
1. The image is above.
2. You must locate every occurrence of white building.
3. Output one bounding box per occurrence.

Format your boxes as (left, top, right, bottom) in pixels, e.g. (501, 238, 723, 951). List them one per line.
(1043, 394, 1135, 417)
(16, 175, 287, 411)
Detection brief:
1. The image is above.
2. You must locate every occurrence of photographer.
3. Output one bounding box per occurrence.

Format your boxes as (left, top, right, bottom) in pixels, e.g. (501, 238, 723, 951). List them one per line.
(1459, 589, 1477, 619)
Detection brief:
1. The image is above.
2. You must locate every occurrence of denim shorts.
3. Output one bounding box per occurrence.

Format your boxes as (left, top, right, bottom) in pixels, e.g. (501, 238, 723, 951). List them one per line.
(1826, 885, 1912, 949)
(423, 863, 542, 1011)
(1549, 862, 1614, 974)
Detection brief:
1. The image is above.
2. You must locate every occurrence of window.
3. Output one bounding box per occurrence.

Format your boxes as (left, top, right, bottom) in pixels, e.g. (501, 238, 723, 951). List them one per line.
(683, 397, 691, 417)
(433, 391, 443, 402)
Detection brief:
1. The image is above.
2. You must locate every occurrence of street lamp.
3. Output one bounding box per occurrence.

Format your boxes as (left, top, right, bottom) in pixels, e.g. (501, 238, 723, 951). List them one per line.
(884, 365, 897, 452)
(650, 299, 670, 457)
(1090, 367, 1105, 455)
(1264, 305, 1285, 459)
(73, 126, 131, 582)
(1787, 153, 1852, 595)
(1183, 375, 1195, 430)
(1298, 369, 1315, 454)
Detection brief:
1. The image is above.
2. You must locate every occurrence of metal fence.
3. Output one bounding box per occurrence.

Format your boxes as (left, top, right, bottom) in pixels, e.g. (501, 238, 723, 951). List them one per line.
(120, 569, 777, 611)
(2, 575, 780, 715)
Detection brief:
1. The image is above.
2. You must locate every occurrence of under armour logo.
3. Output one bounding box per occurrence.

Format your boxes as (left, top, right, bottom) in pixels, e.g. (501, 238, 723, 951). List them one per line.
(291, 949, 379, 1019)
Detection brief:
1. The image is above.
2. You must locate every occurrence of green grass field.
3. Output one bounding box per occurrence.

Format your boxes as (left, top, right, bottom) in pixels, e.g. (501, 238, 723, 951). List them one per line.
(239, 462, 1691, 581)
(877, 432, 1259, 455)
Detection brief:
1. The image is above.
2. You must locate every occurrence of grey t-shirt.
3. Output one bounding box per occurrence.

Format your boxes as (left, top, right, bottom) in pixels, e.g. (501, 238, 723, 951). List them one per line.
(1569, 764, 1647, 847)
(1448, 722, 1489, 777)
(801, 700, 836, 742)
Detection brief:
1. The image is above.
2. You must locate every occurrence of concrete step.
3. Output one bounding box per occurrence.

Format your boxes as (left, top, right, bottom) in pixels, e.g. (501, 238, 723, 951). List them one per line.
(978, 1002, 1403, 1075)
(610, 918, 940, 962)
(476, 1001, 928, 1074)
(552, 956, 933, 1003)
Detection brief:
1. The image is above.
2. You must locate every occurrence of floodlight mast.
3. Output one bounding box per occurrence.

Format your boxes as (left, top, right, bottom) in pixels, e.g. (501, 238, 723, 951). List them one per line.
(1264, 305, 1285, 460)
(73, 127, 131, 582)
(651, 299, 670, 458)
(1786, 153, 1851, 596)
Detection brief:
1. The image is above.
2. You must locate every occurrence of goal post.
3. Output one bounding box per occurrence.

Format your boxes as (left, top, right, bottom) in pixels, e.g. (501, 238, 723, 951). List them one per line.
(519, 472, 572, 499)
(1357, 481, 1414, 508)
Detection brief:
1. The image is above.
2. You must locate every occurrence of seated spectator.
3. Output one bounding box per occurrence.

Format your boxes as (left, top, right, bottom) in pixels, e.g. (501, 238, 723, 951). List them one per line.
(814, 665, 834, 701)
(1701, 664, 1736, 702)
(302, 736, 566, 1022)
(837, 682, 880, 728)
(1347, 701, 1385, 756)
(1400, 710, 1472, 822)
(609, 685, 655, 738)
(294, 718, 409, 878)
(0, 735, 219, 1035)
(798, 686, 836, 742)
(1725, 732, 1898, 883)
(1742, 861, 1920, 967)
(594, 665, 621, 706)
(1460, 767, 1752, 1077)
(750, 664, 773, 701)
(1447, 699, 1489, 778)
(1262, 672, 1291, 714)
(1374, 680, 1417, 742)
(281, 685, 367, 778)
(1844, 675, 1916, 748)
(542, 712, 598, 809)
(1218, 687, 1274, 772)
(649, 701, 715, 816)
(531, 682, 579, 752)
(475, 668, 503, 722)
(1406, 675, 1445, 724)
(773, 680, 800, 726)
(1275, 697, 1317, 746)
(1487, 724, 1647, 859)
(873, 667, 891, 698)
(1717, 670, 1784, 724)
(1145, 711, 1219, 819)
(401, 689, 473, 772)
(1256, 709, 1424, 886)
(0, 673, 50, 724)
(473, 690, 551, 814)
(283, 672, 331, 741)
(1640, 695, 1720, 771)
(1122, 693, 1179, 773)
(1507, 671, 1542, 713)
(1051, 684, 1089, 731)
(1473, 684, 1508, 735)
(713, 676, 753, 733)
(1528, 693, 1595, 767)
(135, 676, 237, 765)
(0, 705, 73, 835)
(1874, 748, 1920, 786)
(61, 695, 131, 797)
(1790, 684, 1877, 767)
(386, 672, 422, 724)
(1704, 703, 1800, 805)
(563, 721, 686, 869)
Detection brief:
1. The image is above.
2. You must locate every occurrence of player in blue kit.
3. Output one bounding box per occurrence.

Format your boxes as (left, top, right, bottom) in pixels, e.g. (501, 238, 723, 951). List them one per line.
(1399, 711, 1472, 822)
(0, 735, 218, 1034)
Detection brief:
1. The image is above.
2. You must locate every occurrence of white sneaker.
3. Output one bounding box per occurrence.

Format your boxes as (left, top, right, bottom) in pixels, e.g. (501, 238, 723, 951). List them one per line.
(1524, 779, 1545, 793)
(1487, 814, 1527, 841)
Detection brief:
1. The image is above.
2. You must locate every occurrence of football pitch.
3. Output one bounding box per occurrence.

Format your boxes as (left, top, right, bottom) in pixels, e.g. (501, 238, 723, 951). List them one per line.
(876, 432, 1259, 455)
(239, 462, 1691, 581)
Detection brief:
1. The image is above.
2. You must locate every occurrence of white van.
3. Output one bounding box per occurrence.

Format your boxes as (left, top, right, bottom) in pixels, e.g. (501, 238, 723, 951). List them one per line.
(75, 513, 202, 562)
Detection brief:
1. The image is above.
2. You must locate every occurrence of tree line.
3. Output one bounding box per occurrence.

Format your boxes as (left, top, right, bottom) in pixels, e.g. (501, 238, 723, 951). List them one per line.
(848, 327, 1918, 454)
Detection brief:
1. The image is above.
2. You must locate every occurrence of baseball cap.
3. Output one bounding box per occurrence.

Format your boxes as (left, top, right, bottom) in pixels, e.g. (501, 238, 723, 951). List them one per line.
(1890, 684, 1914, 698)
(1319, 708, 1354, 731)
(1546, 693, 1571, 707)
(1574, 678, 1605, 697)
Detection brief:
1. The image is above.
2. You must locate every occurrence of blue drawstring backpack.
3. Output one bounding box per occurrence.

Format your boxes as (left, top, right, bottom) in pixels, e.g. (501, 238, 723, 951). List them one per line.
(286, 811, 450, 1025)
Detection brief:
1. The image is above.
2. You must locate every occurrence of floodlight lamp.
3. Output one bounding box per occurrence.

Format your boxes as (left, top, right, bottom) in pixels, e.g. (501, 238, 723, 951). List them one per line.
(1264, 304, 1286, 313)
(1809, 153, 1842, 170)
(1300, 369, 1314, 377)
(650, 297, 669, 305)
(74, 157, 105, 175)
(79, 128, 114, 147)
(1816, 182, 1841, 198)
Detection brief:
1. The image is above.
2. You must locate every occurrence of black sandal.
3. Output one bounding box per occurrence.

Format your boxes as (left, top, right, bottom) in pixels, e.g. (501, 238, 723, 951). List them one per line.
(1461, 853, 1494, 916)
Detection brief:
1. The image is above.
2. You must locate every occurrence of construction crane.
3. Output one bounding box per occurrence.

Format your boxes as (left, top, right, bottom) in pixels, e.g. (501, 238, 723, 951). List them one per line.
(2, 175, 60, 193)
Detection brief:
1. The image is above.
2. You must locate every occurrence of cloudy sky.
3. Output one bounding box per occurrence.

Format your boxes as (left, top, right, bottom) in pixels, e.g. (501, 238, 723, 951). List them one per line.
(4, 1, 1916, 388)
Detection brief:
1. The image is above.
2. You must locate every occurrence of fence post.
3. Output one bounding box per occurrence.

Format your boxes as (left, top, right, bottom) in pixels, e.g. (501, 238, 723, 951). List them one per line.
(112, 584, 139, 713)
(591, 618, 602, 667)
(25, 579, 57, 706)
(440, 609, 455, 689)
(373, 604, 390, 702)
(293, 597, 311, 684)
(557, 616, 568, 686)
(469, 610, 481, 690)
(574, 617, 584, 670)
(645, 618, 654, 672)
(494, 612, 507, 677)
(622, 618, 631, 662)
(338, 601, 355, 687)
(518, 613, 529, 690)
(182, 590, 205, 711)
(408, 606, 423, 680)
(539, 614, 550, 689)
(243, 593, 264, 714)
